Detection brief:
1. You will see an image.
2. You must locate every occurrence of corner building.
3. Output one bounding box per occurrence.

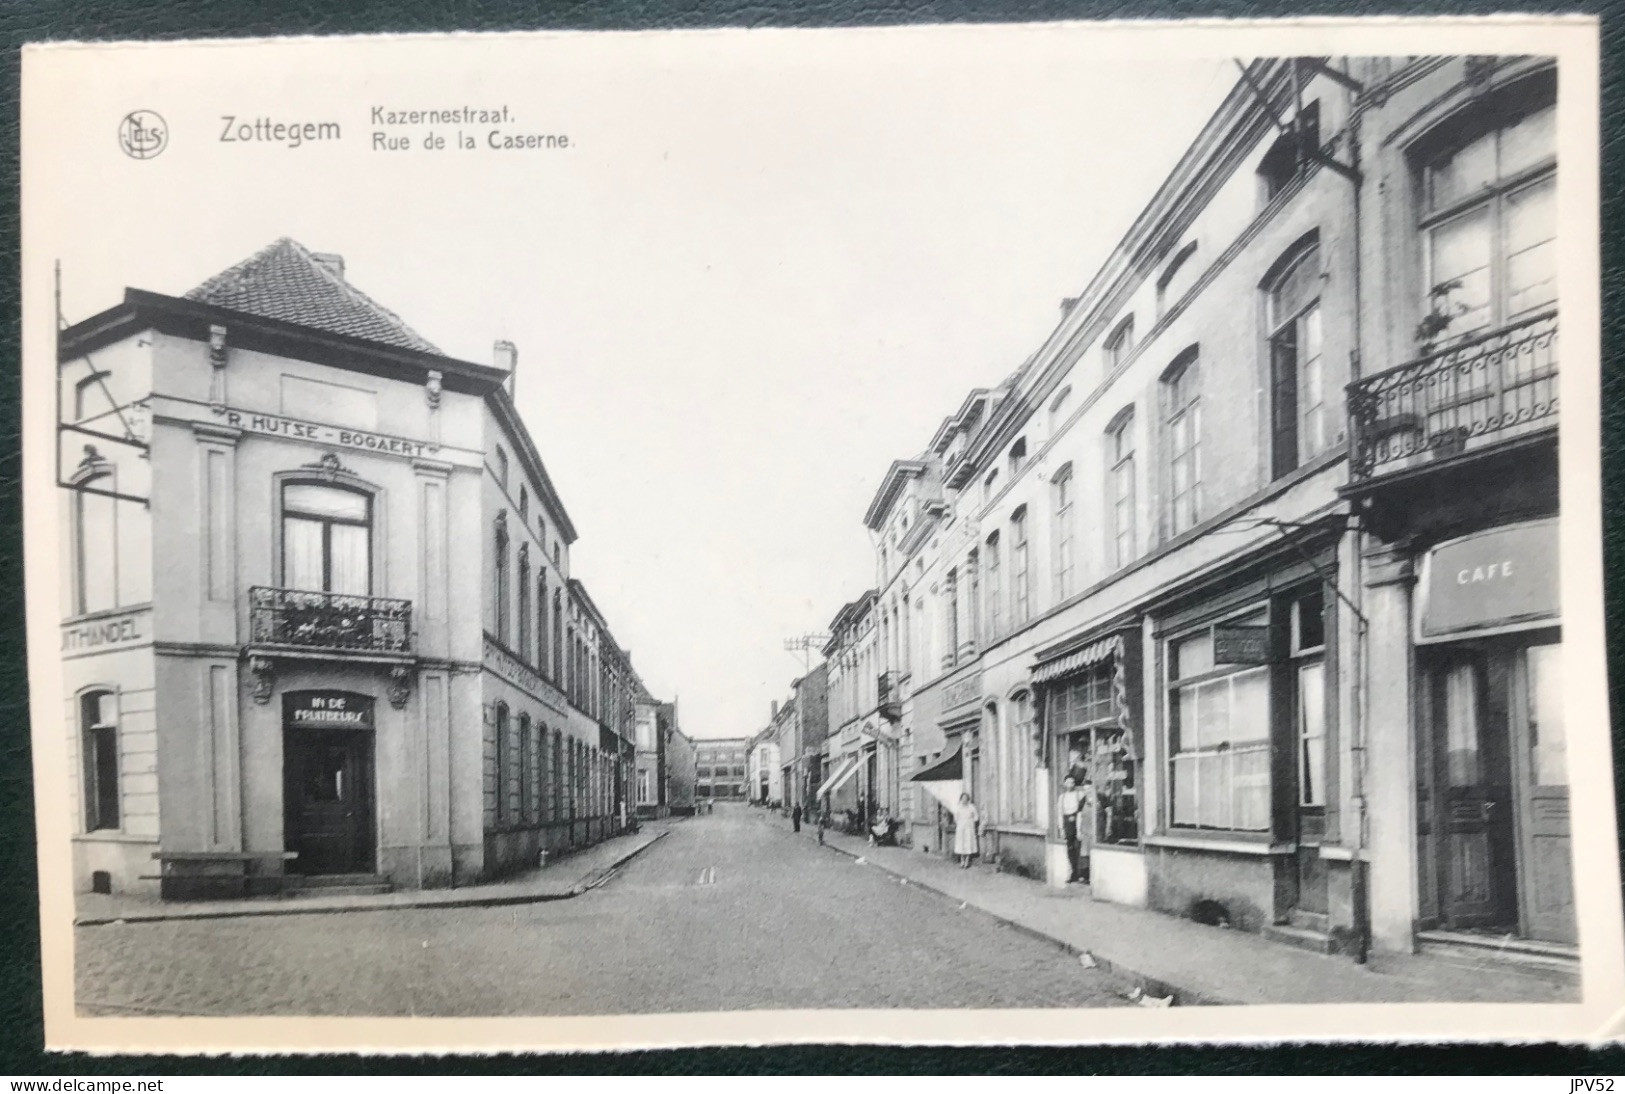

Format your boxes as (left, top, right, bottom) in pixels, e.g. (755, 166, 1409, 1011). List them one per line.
(60, 239, 640, 899)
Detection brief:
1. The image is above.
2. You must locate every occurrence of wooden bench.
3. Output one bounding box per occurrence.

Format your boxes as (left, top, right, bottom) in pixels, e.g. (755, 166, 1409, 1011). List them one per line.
(151, 850, 298, 901)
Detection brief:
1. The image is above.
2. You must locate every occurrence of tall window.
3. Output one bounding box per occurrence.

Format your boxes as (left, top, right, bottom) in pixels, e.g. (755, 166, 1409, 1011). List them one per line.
(494, 703, 511, 825)
(550, 729, 563, 822)
(495, 446, 509, 487)
(1052, 465, 1075, 602)
(1168, 615, 1271, 831)
(983, 469, 999, 508)
(943, 570, 959, 669)
(74, 472, 118, 614)
(552, 590, 564, 682)
(967, 549, 980, 650)
(1010, 507, 1030, 627)
(537, 573, 549, 671)
(1007, 692, 1036, 823)
(518, 486, 528, 521)
(517, 546, 532, 658)
(1164, 352, 1202, 536)
(1420, 88, 1555, 338)
(1259, 101, 1321, 200)
(283, 483, 371, 595)
(493, 516, 510, 642)
(81, 689, 119, 831)
(1104, 315, 1136, 371)
(519, 713, 535, 822)
(1266, 235, 1327, 476)
(1292, 591, 1328, 807)
(1107, 408, 1137, 569)
(984, 533, 1002, 639)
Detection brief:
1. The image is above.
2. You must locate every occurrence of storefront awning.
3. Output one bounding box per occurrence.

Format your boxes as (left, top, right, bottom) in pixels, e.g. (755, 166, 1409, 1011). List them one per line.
(1032, 634, 1122, 685)
(911, 741, 963, 783)
(815, 757, 860, 800)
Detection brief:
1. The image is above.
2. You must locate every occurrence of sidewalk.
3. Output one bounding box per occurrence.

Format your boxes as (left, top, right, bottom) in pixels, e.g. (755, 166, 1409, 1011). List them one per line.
(75, 821, 675, 927)
(805, 823, 1575, 1006)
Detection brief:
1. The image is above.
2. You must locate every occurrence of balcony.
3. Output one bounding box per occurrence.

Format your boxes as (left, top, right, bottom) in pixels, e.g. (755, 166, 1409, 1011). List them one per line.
(877, 670, 903, 721)
(1349, 310, 1557, 485)
(248, 586, 413, 655)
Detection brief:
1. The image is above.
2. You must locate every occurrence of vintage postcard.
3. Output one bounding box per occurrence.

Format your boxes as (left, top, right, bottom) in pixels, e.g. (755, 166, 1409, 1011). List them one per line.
(20, 16, 1619, 1052)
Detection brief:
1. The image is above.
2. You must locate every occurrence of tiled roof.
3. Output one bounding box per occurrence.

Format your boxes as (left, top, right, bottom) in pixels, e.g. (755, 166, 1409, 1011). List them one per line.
(184, 237, 440, 354)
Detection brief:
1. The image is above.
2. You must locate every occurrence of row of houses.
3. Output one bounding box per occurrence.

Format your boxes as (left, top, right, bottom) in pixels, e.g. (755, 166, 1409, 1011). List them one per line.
(59, 238, 686, 899)
(758, 55, 1569, 961)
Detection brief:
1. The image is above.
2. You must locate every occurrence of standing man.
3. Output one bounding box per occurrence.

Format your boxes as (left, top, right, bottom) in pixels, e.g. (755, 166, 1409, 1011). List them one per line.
(817, 797, 831, 845)
(792, 801, 803, 833)
(1059, 776, 1085, 883)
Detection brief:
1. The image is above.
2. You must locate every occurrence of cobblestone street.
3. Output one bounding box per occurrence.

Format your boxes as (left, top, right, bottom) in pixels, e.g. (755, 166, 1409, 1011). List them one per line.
(75, 806, 1131, 1016)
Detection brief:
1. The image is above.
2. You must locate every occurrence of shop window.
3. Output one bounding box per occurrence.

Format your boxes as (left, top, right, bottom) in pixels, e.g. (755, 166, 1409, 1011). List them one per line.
(1167, 613, 1271, 831)
(1417, 81, 1555, 342)
(1292, 591, 1328, 807)
(1265, 234, 1328, 477)
(1162, 350, 1202, 537)
(81, 689, 120, 831)
(1107, 407, 1137, 569)
(282, 482, 371, 595)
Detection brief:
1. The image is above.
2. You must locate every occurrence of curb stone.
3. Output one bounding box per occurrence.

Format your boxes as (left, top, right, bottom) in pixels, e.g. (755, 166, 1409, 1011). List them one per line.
(76, 828, 671, 927)
(817, 837, 1225, 1007)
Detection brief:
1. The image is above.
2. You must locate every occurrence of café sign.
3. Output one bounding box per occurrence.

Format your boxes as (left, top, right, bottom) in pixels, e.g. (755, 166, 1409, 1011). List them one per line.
(284, 690, 375, 729)
(1416, 519, 1559, 644)
(1213, 625, 1272, 666)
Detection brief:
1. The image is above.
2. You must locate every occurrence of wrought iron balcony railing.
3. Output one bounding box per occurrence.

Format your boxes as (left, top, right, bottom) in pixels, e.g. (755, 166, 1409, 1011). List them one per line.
(1349, 309, 1557, 482)
(248, 586, 412, 654)
(877, 670, 903, 721)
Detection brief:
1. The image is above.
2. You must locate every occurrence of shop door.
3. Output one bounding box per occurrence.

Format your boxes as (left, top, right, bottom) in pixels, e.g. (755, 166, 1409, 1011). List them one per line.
(1511, 642, 1575, 944)
(1426, 653, 1516, 930)
(285, 729, 375, 875)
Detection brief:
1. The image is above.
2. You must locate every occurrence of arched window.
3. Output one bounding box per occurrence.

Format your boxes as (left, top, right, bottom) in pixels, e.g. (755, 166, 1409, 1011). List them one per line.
(494, 446, 509, 487)
(537, 572, 549, 673)
(282, 482, 371, 595)
(1010, 506, 1031, 627)
(73, 470, 118, 615)
(1265, 233, 1327, 476)
(1049, 387, 1073, 434)
(81, 689, 119, 831)
(1106, 406, 1137, 569)
(1052, 464, 1076, 601)
(518, 485, 528, 521)
(1156, 241, 1199, 318)
(1104, 315, 1136, 372)
(1163, 349, 1202, 536)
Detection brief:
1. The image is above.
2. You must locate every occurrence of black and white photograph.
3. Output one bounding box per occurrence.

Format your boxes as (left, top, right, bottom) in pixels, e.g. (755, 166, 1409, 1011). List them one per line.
(19, 18, 1619, 1051)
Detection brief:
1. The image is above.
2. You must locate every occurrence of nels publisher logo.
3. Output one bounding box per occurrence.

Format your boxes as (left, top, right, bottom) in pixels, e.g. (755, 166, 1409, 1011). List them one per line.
(118, 110, 167, 159)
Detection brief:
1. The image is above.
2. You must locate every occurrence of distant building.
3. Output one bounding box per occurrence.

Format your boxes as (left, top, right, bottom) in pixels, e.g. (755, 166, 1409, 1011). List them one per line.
(748, 715, 784, 805)
(665, 719, 697, 815)
(693, 738, 749, 801)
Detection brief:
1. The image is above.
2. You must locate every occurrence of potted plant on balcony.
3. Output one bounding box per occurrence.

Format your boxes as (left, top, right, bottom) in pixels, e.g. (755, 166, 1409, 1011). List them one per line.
(1415, 277, 1469, 356)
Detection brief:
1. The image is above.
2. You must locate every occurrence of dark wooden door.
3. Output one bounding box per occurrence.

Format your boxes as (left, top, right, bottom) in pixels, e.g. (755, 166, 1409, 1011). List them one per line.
(286, 729, 375, 875)
(1511, 641, 1575, 944)
(1429, 653, 1516, 930)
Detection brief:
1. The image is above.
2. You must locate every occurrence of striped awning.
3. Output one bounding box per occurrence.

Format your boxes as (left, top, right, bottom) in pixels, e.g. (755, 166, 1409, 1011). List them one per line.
(815, 757, 860, 800)
(1031, 634, 1122, 684)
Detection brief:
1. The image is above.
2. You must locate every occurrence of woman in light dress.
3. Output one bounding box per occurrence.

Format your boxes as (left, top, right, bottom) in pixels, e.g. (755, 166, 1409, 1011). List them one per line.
(952, 791, 980, 868)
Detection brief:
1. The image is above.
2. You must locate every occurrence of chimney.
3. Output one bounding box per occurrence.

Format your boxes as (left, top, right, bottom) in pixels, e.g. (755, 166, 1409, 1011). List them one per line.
(1060, 296, 1080, 314)
(311, 252, 346, 280)
(494, 340, 518, 396)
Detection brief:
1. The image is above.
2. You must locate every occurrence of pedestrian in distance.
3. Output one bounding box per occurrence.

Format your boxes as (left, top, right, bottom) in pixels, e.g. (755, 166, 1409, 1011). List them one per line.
(952, 791, 980, 869)
(792, 802, 803, 833)
(817, 798, 831, 845)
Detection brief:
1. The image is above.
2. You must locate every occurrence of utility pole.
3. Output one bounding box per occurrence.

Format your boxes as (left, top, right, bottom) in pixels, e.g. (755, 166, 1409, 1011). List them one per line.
(782, 634, 830, 673)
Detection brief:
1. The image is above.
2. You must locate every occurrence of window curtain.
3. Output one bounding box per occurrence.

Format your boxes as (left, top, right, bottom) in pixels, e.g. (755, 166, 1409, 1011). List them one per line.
(328, 523, 370, 595)
(283, 517, 326, 592)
